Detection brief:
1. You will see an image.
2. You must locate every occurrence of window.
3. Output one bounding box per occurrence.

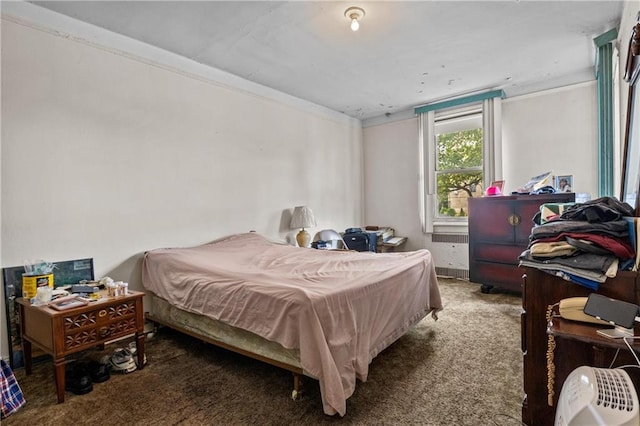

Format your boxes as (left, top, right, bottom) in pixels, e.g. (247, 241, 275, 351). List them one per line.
(416, 91, 503, 233)
(434, 111, 483, 218)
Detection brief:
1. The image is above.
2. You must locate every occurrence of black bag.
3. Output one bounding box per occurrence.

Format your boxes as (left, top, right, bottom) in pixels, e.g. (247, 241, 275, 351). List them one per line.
(343, 229, 377, 252)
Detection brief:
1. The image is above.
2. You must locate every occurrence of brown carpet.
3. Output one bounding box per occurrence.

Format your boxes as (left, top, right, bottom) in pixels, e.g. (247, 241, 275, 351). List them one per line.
(3, 278, 523, 425)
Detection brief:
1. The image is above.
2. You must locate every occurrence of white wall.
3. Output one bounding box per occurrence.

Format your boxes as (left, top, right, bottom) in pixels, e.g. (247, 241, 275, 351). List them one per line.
(363, 118, 422, 250)
(0, 10, 363, 359)
(502, 82, 598, 197)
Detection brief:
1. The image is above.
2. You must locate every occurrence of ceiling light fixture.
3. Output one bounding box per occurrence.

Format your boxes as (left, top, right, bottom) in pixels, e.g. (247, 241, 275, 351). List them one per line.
(344, 6, 365, 32)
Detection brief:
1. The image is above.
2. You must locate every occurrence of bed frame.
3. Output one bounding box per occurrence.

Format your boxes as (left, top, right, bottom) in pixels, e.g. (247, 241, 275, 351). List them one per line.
(145, 293, 313, 400)
(145, 292, 431, 403)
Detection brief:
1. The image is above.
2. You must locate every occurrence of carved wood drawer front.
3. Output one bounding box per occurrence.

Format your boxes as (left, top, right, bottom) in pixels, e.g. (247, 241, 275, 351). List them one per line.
(63, 301, 138, 350)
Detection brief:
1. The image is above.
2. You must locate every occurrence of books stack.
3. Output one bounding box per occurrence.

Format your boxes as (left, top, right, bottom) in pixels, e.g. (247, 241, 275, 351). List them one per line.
(365, 226, 395, 245)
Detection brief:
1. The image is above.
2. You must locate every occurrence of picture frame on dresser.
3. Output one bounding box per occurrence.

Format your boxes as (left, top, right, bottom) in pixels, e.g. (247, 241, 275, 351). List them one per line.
(489, 180, 504, 192)
(621, 21, 640, 215)
(2, 258, 95, 369)
(554, 175, 573, 193)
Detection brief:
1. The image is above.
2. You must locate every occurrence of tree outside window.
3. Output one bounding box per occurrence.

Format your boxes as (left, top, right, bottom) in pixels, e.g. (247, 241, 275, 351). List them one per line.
(435, 123, 483, 218)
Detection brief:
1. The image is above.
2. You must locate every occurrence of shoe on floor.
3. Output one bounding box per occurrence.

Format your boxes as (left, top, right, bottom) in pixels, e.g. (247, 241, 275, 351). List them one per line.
(109, 348, 137, 374)
(65, 362, 93, 395)
(87, 360, 111, 383)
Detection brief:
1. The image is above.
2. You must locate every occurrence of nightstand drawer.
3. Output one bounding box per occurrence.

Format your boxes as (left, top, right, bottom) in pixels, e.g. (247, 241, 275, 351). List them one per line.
(63, 300, 138, 350)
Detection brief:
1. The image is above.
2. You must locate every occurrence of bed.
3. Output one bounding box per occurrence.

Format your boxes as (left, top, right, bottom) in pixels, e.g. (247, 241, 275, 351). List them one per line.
(141, 232, 442, 416)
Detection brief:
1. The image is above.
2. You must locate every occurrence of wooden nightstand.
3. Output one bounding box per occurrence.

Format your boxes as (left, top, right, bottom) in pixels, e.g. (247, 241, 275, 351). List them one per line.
(16, 290, 145, 403)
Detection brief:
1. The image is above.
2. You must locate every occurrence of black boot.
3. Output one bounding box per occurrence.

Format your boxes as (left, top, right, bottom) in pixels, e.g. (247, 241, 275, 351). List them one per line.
(65, 361, 93, 395)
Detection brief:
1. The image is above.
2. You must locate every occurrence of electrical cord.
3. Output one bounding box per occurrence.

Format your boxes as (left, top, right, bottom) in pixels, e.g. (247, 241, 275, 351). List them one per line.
(608, 348, 621, 368)
(491, 413, 527, 426)
(622, 336, 640, 366)
(618, 364, 640, 370)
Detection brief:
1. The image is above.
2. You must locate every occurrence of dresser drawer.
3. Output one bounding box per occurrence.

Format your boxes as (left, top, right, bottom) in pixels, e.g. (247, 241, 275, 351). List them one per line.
(63, 300, 138, 351)
(472, 243, 524, 265)
(469, 261, 524, 292)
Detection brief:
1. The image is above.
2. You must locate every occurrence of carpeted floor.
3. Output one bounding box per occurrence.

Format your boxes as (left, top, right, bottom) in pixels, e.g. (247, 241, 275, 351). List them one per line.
(3, 278, 524, 425)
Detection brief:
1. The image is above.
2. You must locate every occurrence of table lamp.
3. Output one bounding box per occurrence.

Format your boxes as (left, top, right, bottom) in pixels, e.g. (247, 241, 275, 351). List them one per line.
(290, 206, 316, 248)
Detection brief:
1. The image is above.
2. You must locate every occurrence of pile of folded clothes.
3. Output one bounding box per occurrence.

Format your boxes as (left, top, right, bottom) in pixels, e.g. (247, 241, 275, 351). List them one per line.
(519, 196, 636, 290)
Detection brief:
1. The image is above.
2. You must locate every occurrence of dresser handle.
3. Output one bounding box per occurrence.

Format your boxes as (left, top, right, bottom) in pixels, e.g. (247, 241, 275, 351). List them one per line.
(508, 214, 521, 226)
(98, 309, 107, 318)
(98, 327, 110, 338)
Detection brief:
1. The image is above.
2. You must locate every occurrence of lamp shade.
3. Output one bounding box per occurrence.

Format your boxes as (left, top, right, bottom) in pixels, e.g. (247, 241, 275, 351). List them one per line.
(290, 206, 316, 229)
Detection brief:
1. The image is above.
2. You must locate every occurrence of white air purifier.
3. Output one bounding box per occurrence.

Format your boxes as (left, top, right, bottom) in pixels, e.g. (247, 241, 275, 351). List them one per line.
(555, 366, 640, 426)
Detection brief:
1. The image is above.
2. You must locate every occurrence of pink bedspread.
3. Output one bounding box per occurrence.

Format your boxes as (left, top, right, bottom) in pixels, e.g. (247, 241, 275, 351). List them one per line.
(142, 233, 442, 416)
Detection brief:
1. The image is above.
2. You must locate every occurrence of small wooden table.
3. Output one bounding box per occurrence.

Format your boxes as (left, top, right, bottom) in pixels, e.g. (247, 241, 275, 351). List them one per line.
(377, 237, 407, 253)
(549, 316, 640, 350)
(16, 290, 145, 403)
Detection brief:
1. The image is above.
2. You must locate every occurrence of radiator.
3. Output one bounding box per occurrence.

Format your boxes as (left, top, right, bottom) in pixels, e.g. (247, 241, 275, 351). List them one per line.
(431, 233, 469, 279)
(431, 233, 469, 244)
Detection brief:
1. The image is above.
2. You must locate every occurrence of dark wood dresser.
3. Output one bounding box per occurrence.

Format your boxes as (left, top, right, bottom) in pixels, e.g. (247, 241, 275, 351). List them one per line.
(468, 193, 575, 293)
(521, 267, 640, 426)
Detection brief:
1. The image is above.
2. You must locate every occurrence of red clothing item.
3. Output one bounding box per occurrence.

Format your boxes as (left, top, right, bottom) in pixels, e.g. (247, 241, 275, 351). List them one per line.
(531, 232, 635, 259)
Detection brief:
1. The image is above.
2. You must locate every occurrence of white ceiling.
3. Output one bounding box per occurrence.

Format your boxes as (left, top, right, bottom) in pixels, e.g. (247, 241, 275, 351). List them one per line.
(29, 1, 625, 121)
